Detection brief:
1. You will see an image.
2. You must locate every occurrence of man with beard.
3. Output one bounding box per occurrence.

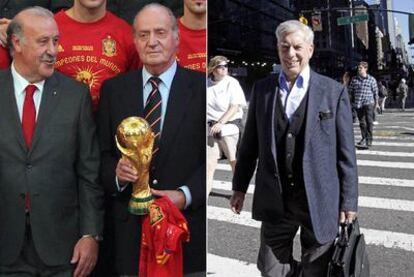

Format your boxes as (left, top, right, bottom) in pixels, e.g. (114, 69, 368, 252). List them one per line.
(177, 0, 206, 72)
(0, 7, 103, 277)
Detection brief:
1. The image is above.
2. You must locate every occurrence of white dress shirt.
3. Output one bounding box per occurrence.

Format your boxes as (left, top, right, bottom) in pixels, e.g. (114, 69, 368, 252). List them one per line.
(278, 65, 310, 120)
(11, 63, 45, 121)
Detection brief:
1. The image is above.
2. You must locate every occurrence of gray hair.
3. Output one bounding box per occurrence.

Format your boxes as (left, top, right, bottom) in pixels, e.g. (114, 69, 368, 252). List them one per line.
(7, 6, 54, 53)
(133, 3, 179, 38)
(275, 20, 314, 45)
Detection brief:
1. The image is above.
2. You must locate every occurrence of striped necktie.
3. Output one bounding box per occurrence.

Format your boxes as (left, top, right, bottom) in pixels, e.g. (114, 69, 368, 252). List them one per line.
(144, 77, 162, 156)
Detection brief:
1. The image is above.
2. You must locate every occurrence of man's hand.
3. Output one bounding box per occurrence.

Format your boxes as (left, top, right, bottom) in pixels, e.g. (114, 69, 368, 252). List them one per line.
(151, 188, 186, 210)
(230, 191, 245, 214)
(0, 18, 11, 47)
(340, 211, 357, 224)
(71, 237, 98, 277)
(116, 158, 137, 185)
(209, 122, 222, 136)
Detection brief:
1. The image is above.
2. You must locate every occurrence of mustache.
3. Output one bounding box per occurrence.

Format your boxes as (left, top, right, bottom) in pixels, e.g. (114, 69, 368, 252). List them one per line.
(40, 53, 56, 63)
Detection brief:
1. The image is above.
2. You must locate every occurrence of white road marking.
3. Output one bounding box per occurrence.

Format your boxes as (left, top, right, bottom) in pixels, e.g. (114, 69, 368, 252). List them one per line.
(208, 206, 414, 252)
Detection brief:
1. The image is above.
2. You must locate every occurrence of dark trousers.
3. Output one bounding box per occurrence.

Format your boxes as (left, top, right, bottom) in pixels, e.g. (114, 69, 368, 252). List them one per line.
(0, 218, 74, 277)
(356, 104, 374, 143)
(257, 186, 333, 277)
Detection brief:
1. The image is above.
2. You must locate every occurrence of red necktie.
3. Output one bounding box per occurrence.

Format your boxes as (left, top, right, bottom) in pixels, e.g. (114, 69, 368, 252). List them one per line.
(22, 84, 37, 149)
(144, 77, 162, 157)
(22, 84, 37, 212)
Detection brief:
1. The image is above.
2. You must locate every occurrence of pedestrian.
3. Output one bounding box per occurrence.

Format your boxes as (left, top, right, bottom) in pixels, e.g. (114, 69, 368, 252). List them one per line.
(342, 70, 356, 122)
(207, 55, 247, 195)
(0, 7, 103, 276)
(397, 78, 409, 111)
(230, 20, 358, 277)
(97, 3, 206, 276)
(54, 0, 140, 113)
(378, 80, 388, 114)
(177, 0, 207, 72)
(348, 61, 379, 148)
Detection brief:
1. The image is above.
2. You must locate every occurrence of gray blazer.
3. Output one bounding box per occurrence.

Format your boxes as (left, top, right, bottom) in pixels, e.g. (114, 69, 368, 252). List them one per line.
(233, 70, 358, 244)
(0, 69, 103, 266)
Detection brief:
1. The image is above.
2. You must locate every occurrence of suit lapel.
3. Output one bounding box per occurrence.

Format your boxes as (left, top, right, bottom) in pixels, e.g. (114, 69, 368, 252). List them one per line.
(267, 75, 279, 171)
(156, 67, 191, 167)
(304, 70, 324, 148)
(0, 69, 27, 152)
(30, 74, 61, 153)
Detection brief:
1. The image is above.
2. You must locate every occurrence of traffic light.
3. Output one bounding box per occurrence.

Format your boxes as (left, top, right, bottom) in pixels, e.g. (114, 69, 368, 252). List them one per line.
(409, 14, 414, 44)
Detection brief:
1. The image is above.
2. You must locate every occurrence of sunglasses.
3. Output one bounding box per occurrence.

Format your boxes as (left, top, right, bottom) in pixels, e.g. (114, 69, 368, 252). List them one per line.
(216, 64, 228, 69)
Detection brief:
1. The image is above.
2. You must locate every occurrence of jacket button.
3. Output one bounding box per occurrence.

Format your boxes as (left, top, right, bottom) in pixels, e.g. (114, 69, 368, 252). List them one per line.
(152, 179, 158, 185)
(288, 174, 293, 178)
(287, 133, 293, 138)
(26, 164, 32, 170)
(290, 182, 294, 186)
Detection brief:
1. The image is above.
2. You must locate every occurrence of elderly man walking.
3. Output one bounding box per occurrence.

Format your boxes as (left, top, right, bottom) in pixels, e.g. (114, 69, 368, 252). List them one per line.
(230, 20, 358, 277)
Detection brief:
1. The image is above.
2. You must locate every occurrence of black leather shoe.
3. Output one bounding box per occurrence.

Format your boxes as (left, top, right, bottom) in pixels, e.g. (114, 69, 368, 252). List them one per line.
(357, 138, 365, 146)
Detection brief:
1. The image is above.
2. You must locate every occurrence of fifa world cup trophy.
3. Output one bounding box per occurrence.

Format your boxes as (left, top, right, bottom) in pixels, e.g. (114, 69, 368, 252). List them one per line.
(115, 117, 154, 215)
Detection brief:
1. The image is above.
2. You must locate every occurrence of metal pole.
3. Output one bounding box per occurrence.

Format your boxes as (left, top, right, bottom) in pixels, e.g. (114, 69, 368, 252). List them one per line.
(350, 0, 354, 48)
(327, 0, 332, 48)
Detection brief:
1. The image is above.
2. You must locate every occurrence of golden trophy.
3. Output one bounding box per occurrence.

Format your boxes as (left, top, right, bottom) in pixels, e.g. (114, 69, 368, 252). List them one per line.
(115, 117, 154, 215)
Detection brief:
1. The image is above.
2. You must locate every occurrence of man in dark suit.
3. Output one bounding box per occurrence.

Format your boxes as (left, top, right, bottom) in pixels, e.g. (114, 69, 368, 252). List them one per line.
(97, 3, 205, 276)
(230, 20, 358, 277)
(0, 6, 103, 277)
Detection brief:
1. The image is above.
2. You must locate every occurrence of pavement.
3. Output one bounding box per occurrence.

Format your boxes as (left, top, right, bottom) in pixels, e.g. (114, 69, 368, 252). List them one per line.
(207, 110, 414, 277)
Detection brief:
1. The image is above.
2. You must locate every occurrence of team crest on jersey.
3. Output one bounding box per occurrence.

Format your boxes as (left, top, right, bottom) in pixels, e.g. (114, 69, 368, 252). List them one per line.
(58, 44, 64, 52)
(102, 35, 117, 57)
(149, 204, 164, 226)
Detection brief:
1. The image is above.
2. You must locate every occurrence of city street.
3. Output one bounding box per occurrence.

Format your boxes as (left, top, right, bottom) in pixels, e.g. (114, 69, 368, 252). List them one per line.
(207, 110, 414, 277)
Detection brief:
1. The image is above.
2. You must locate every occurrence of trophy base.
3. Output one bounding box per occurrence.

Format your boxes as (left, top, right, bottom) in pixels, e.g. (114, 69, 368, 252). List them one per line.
(128, 195, 154, 215)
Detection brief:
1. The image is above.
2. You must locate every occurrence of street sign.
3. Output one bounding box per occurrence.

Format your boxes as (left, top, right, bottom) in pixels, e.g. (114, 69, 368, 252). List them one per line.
(337, 14, 369, 26)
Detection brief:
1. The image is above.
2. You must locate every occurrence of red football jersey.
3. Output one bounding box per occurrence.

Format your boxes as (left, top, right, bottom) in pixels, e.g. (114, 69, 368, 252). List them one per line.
(55, 10, 140, 111)
(139, 197, 189, 277)
(0, 46, 10, 69)
(177, 19, 206, 73)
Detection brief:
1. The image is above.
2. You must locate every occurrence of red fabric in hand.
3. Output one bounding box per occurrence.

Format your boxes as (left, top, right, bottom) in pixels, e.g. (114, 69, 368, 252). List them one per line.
(139, 196, 190, 277)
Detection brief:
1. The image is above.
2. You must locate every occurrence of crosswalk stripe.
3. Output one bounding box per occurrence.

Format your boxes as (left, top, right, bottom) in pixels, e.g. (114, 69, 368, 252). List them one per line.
(359, 176, 414, 188)
(354, 135, 414, 141)
(211, 180, 414, 212)
(354, 126, 414, 131)
(208, 254, 260, 277)
(357, 159, 414, 169)
(214, 165, 414, 188)
(356, 150, 414, 157)
(363, 141, 414, 147)
(215, 159, 414, 171)
(208, 206, 414, 252)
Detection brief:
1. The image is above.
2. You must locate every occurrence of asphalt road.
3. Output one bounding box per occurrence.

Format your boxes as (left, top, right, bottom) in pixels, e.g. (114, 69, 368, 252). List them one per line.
(207, 110, 414, 277)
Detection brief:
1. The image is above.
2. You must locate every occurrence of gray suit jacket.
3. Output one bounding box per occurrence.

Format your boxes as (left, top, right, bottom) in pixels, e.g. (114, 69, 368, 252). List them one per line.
(233, 70, 358, 244)
(0, 69, 104, 266)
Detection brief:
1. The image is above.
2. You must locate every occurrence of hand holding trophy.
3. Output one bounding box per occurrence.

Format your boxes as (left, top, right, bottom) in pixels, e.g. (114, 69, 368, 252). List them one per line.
(115, 117, 155, 215)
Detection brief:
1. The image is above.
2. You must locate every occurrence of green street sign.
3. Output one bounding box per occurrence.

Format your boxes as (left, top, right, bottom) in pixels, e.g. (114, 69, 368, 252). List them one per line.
(337, 14, 369, 26)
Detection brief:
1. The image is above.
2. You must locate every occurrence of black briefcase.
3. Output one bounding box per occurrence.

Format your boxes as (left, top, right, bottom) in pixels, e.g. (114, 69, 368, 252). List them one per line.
(327, 218, 370, 277)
